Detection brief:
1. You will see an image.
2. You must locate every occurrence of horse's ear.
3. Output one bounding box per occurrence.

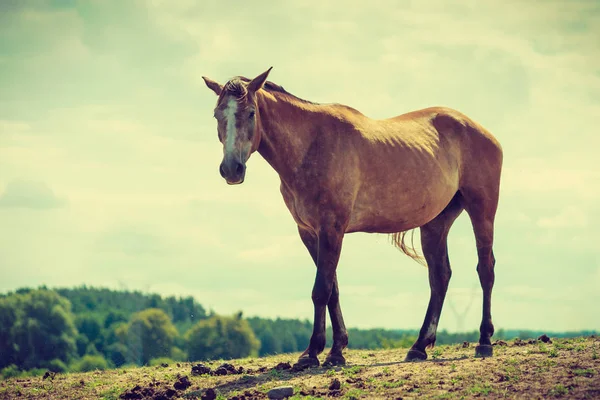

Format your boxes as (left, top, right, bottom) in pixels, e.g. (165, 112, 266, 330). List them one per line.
(202, 76, 223, 96)
(247, 67, 273, 93)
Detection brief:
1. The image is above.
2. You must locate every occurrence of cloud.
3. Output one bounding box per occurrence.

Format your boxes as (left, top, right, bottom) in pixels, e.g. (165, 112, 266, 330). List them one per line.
(0, 0, 599, 332)
(537, 206, 588, 228)
(0, 120, 30, 134)
(502, 159, 600, 201)
(0, 179, 66, 209)
(237, 235, 302, 263)
(95, 226, 175, 257)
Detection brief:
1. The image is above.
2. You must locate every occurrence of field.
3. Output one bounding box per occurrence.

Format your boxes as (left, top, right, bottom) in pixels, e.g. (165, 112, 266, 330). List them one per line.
(1, 336, 598, 399)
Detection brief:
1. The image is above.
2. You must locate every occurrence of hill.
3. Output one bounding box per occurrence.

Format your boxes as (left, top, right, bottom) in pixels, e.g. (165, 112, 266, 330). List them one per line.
(1, 336, 598, 399)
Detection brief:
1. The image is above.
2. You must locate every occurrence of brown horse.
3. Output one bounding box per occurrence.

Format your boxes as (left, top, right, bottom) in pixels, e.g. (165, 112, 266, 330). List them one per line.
(202, 67, 503, 367)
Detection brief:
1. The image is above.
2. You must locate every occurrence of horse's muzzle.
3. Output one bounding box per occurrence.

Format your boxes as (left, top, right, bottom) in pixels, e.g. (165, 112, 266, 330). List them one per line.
(219, 160, 246, 185)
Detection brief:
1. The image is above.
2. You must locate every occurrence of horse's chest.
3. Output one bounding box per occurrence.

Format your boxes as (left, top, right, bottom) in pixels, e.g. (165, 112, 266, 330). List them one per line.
(279, 183, 316, 231)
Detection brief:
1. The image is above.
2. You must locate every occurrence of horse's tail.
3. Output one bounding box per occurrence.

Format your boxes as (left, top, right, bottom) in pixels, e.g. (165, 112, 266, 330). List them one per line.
(390, 230, 427, 266)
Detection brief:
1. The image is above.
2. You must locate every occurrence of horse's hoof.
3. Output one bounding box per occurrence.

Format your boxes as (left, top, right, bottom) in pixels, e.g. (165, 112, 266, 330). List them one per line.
(293, 356, 320, 370)
(404, 349, 427, 362)
(475, 344, 493, 358)
(323, 354, 346, 367)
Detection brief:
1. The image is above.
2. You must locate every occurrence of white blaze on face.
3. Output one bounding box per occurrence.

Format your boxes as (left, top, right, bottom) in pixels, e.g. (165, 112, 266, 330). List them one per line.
(223, 98, 238, 155)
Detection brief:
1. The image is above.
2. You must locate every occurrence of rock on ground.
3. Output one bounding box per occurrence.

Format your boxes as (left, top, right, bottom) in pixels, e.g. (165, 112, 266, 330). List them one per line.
(267, 386, 294, 399)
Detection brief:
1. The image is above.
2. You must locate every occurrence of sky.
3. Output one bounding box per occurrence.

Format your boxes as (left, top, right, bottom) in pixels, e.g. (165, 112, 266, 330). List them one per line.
(0, 0, 599, 333)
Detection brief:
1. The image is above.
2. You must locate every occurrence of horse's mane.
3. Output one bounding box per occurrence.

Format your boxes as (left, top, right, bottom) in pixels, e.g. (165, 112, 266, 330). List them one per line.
(223, 76, 316, 105)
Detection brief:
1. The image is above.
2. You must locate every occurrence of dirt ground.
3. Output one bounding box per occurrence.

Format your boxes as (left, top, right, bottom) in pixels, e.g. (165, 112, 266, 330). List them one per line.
(1, 336, 599, 399)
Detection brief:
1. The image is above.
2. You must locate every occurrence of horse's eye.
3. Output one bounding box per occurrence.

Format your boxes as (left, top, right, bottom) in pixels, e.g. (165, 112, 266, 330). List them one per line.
(248, 111, 255, 119)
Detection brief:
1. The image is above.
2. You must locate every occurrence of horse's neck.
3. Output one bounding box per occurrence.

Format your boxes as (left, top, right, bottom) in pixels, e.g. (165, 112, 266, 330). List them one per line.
(256, 91, 317, 181)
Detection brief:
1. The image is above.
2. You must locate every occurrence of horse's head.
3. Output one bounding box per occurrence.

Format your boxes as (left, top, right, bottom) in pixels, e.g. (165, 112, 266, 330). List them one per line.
(202, 67, 272, 185)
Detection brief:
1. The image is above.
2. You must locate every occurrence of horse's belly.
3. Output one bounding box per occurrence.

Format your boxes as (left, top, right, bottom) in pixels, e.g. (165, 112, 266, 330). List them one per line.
(346, 180, 457, 233)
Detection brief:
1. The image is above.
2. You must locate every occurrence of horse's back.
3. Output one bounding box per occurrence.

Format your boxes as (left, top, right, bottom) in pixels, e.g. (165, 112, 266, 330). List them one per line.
(394, 106, 504, 210)
(385, 106, 503, 185)
(344, 106, 502, 233)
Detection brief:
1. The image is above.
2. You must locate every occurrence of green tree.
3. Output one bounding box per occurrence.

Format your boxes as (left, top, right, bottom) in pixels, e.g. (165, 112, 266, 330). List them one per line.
(280, 330, 299, 353)
(0, 296, 19, 368)
(76, 314, 102, 344)
(257, 328, 282, 355)
(123, 308, 178, 365)
(103, 310, 128, 329)
(186, 312, 259, 361)
(9, 289, 78, 369)
(105, 342, 128, 367)
(75, 333, 89, 357)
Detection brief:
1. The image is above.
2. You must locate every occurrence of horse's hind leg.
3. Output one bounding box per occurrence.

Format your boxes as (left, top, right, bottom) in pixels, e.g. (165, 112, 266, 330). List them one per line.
(462, 188, 499, 358)
(405, 193, 463, 361)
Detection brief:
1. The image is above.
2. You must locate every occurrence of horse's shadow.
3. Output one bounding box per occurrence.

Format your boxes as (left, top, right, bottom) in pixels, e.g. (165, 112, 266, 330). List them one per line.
(361, 354, 470, 368)
(206, 354, 471, 395)
(210, 365, 324, 391)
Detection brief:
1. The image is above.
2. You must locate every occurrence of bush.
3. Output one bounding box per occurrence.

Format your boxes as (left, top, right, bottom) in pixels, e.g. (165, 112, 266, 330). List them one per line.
(118, 363, 138, 370)
(71, 355, 109, 372)
(44, 359, 68, 373)
(171, 346, 187, 361)
(186, 312, 260, 361)
(149, 357, 175, 367)
(1, 364, 21, 379)
(20, 368, 46, 378)
(123, 309, 178, 365)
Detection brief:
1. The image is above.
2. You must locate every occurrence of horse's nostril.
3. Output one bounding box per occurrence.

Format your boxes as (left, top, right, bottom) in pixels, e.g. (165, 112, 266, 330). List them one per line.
(219, 164, 227, 178)
(236, 162, 245, 176)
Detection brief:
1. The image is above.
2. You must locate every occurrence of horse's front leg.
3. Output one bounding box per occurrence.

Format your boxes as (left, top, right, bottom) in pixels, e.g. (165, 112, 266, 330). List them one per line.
(295, 221, 345, 368)
(323, 274, 348, 366)
(298, 227, 349, 367)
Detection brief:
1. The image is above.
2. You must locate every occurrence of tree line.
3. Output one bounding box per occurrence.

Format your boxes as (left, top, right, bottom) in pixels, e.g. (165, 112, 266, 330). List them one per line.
(1, 286, 596, 379)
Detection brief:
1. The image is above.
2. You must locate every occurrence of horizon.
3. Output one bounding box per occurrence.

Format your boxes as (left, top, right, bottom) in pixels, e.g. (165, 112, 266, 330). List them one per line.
(1, 0, 599, 333)
(2, 284, 598, 337)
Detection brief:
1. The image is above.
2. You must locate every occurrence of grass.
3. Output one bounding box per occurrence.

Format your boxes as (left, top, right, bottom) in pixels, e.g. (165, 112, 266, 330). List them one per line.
(573, 368, 596, 377)
(381, 380, 406, 388)
(344, 388, 366, 399)
(554, 342, 572, 351)
(450, 376, 464, 385)
(341, 365, 362, 377)
(502, 365, 521, 382)
(574, 344, 585, 352)
(469, 382, 493, 396)
(1, 337, 598, 399)
(549, 384, 569, 397)
(268, 368, 283, 379)
(431, 348, 443, 359)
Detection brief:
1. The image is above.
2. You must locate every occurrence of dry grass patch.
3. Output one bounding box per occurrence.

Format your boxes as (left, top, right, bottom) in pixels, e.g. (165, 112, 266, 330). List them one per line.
(1, 337, 598, 399)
